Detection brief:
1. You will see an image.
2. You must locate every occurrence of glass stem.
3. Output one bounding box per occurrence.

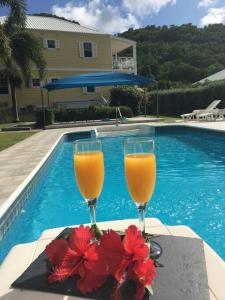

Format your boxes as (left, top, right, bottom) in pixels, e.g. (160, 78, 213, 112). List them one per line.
(88, 198, 97, 226)
(138, 204, 146, 235)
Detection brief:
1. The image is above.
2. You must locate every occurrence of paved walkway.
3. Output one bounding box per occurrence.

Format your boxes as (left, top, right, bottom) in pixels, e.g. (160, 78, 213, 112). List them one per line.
(184, 120, 225, 131)
(1, 121, 225, 215)
(0, 127, 95, 213)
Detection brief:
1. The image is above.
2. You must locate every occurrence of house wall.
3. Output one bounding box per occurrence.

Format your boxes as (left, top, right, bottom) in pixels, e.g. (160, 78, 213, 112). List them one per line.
(0, 30, 114, 108)
(34, 30, 112, 69)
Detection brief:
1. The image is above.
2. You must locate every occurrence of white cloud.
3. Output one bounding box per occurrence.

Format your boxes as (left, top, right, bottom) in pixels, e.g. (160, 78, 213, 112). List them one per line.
(198, 0, 218, 8)
(123, 0, 176, 17)
(52, 0, 139, 34)
(200, 7, 225, 26)
(52, 0, 177, 34)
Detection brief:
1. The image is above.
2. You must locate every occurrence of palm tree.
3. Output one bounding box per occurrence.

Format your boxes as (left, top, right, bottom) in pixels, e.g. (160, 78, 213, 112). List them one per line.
(0, 0, 46, 121)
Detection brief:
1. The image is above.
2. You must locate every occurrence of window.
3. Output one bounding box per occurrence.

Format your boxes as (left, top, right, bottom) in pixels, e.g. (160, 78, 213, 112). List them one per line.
(84, 42, 93, 57)
(87, 86, 95, 93)
(32, 78, 40, 88)
(83, 86, 97, 94)
(47, 40, 56, 48)
(0, 78, 9, 95)
(79, 41, 97, 58)
(43, 39, 60, 49)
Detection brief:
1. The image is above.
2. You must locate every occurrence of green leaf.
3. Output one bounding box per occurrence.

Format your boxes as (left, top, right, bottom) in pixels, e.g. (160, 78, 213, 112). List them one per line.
(91, 224, 103, 238)
(154, 260, 164, 268)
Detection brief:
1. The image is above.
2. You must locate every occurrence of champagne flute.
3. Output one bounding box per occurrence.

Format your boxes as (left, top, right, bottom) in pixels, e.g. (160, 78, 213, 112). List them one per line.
(124, 137, 162, 258)
(74, 139, 104, 227)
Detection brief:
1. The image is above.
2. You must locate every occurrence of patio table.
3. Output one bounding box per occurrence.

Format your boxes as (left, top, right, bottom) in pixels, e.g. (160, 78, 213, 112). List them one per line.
(0, 218, 225, 300)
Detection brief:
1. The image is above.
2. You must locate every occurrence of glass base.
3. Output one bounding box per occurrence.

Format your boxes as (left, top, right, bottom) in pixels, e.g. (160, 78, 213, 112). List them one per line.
(150, 240, 163, 260)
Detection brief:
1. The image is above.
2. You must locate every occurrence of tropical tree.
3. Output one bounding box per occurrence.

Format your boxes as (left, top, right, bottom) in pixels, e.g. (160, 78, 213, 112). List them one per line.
(0, 0, 46, 121)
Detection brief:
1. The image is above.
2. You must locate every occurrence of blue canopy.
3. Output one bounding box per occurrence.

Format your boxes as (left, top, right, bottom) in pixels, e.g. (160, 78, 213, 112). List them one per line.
(44, 72, 152, 91)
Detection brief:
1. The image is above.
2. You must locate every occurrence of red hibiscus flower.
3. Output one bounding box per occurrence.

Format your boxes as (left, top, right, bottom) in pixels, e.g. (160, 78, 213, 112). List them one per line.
(114, 225, 156, 300)
(45, 225, 107, 293)
(123, 225, 149, 262)
(114, 225, 149, 282)
(45, 224, 156, 300)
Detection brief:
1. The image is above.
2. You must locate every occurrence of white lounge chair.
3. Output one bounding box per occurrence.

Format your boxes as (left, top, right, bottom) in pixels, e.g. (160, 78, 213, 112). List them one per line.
(181, 100, 221, 120)
(216, 108, 225, 120)
(198, 108, 225, 121)
(198, 109, 219, 121)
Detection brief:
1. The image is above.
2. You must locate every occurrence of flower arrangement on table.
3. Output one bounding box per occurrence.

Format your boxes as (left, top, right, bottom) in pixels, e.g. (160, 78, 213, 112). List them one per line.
(45, 224, 156, 300)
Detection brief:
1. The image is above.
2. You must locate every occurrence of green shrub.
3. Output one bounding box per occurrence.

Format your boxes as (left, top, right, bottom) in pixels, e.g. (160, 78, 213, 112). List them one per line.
(93, 105, 133, 119)
(148, 80, 225, 116)
(54, 108, 89, 122)
(116, 106, 133, 118)
(54, 106, 133, 122)
(110, 87, 143, 115)
(36, 109, 54, 126)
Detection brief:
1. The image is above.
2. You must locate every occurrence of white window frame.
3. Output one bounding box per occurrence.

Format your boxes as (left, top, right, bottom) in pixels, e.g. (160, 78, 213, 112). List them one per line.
(79, 41, 97, 58)
(31, 78, 41, 88)
(43, 39, 60, 49)
(0, 78, 9, 95)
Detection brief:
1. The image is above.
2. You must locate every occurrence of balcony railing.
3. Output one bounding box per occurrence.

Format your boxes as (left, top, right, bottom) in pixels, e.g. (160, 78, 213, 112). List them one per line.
(112, 57, 136, 71)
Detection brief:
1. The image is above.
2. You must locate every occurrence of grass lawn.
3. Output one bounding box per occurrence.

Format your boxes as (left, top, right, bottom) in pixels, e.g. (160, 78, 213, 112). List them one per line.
(0, 131, 38, 152)
(0, 123, 15, 129)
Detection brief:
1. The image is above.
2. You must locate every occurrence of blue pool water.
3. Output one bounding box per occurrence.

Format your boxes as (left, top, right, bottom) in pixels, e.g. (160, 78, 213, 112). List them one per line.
(1, 126, 225, 262)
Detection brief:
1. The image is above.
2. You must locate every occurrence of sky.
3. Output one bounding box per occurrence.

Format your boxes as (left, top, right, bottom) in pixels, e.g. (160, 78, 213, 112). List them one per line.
(1, 0, 225, 33)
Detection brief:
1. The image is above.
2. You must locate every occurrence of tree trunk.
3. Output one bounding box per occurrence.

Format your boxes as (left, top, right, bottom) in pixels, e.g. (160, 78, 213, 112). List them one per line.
(9, 81, 19, 122)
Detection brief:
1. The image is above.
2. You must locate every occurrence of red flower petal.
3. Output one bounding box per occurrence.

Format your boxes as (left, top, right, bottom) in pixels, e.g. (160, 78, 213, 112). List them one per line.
(113, 258, 130, 283)
(48, 266, 73, 283)
(112, 282, 122, 300)
(48, 250, 82, 283)
(45, 239, 70, 266)
(123, 225, 149, 262)
(83, 243, 98, 270)
(96, 230, 125, 276)
(69, 225, 94, 255)
(60, 249, 81, 270)
(134, 281, 146, 300)
(76, 272, 107, 294)
(133, 259, 156, 286)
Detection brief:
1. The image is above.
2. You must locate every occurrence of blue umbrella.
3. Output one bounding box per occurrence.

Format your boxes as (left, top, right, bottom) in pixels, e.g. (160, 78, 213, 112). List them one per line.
(44, 72, 152, 91)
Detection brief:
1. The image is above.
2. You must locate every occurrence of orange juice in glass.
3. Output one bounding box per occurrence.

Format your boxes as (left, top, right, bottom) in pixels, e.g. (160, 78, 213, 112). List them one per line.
(74, 140, 104, 226)
(124, 138, 156, 234)
(125, 153, 156, 204)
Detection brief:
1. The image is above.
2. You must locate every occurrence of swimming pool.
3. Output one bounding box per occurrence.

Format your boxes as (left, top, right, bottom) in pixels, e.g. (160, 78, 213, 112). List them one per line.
(0, 126, 225, 262)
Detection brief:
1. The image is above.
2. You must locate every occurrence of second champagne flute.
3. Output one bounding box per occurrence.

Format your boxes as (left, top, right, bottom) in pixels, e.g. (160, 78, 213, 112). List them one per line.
(74, 139, 104, 226)
(124, 137, 156, 234)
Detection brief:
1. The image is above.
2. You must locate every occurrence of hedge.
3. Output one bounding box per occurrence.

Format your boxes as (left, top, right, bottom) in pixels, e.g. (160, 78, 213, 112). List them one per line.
(36, 109, 54, 126)
(148, 80, 225, 116)
(110, 87, 143, 115)
(36, 105, 133, 125)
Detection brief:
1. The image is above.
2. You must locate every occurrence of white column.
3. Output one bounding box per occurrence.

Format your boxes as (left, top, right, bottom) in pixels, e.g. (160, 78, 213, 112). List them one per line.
(132, 43, 137, 74)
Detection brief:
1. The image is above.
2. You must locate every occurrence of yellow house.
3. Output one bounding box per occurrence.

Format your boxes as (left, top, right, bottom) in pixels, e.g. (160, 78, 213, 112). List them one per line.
(0, 15, 137, 109)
